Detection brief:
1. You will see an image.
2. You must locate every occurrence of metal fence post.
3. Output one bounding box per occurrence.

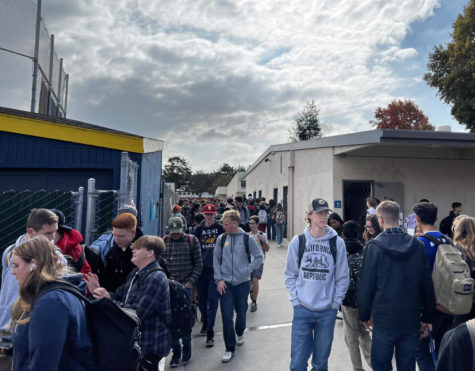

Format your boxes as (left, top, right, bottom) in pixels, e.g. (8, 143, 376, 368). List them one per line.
(74, 186, 84, 232)
(47, 34, 54, 115)
(85, 178, 96, 245)
(30, 0, 42, 113)
(119, 152, 129, 208)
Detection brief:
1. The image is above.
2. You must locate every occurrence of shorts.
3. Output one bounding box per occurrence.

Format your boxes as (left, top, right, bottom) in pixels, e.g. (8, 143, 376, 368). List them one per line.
(251, 264, 264, 280)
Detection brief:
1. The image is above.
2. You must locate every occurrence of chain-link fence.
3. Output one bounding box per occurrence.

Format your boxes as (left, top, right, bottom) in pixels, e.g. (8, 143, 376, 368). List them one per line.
(0, 188, 83, 255)
(0, 0, 68, 116)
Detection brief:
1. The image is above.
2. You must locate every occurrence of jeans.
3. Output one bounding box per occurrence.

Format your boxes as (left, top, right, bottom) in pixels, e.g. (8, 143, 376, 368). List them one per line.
(371, 327, 419, 371)
(276, 223, 284, 245)
(267, 221, 276, 240)
(196, 268, 219, 331)
(290, 305, 337, 371)
(171, 287, 193, 360)
(415, 336, 434, 371)
(219, 280, 250, 352)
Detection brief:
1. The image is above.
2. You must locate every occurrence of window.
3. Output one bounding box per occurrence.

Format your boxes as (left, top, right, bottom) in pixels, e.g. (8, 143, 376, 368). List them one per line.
(280, 155, 283, 174)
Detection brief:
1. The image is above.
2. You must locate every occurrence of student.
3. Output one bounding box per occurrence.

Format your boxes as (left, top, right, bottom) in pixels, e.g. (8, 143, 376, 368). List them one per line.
(248, 215, 270, 312)
(3, 236, 94, 370)
(284, 198, 349, 371)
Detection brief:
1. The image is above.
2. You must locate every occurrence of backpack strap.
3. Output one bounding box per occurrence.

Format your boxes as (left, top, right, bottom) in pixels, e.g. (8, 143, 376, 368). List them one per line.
(33, 281, 88, 309)
(298, 234, 337, 267)
(219, 233, 227, 265)
(244, 234, 250, 263)
(421, 233, 453, 246)
(298, 234, 306, 268)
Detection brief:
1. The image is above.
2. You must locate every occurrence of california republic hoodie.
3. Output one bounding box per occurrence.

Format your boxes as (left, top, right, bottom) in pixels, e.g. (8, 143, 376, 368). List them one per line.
(284, 226, 349, 311)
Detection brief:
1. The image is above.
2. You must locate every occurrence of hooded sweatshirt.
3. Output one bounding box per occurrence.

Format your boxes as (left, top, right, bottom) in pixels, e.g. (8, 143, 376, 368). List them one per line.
(55, 229, 92, 275)
(358, 227, 436, 334)
(213, 229, 263, 286)
(284, 226, 349, 311)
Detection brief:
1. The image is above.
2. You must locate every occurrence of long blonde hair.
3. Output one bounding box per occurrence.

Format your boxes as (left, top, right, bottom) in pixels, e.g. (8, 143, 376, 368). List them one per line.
(453, 215, 475, 261)
(9, 236, 65, 327)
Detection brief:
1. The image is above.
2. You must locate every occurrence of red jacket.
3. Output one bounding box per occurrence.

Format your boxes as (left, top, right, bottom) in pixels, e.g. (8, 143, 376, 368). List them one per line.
(56, 229, 92, 275)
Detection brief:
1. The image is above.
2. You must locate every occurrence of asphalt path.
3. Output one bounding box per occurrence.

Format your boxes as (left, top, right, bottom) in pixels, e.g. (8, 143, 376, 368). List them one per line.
(160, 238, 361, 371)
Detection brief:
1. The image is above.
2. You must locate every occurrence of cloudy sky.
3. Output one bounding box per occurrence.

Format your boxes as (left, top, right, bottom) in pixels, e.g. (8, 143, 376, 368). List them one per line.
(2, 0, 470, 170)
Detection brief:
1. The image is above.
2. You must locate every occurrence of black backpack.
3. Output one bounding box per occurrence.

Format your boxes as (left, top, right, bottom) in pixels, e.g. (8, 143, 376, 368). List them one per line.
(35, 281, 141, 371)
(297, 234, 337, 267)
(219, 233, 251, 263)
(147, 267, 194, 340)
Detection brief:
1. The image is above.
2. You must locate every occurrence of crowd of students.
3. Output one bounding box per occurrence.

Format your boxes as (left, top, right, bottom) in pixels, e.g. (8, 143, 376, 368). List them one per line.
(0, 194, 473, 370)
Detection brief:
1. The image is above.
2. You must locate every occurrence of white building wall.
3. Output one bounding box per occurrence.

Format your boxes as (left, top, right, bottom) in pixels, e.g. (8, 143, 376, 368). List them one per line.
(333, 155, 475, 224)
(226, 171, 246, 198)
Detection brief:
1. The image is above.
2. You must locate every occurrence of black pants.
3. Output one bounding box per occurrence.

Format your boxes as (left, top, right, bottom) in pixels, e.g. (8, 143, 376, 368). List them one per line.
(142, 354, 161, 371)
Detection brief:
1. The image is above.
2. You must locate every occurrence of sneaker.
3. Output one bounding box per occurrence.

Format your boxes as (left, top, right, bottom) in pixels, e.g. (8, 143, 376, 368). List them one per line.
(237, 335, 244, 346)
(250, 301, 257, 312)
(200, 322, 207, 335)
(169, 357, 180, 368)
(222, 351, 234, 363)
(206, 331, 214, 348)
(336, 310, 343, 320)
(182, 357, 191, 366)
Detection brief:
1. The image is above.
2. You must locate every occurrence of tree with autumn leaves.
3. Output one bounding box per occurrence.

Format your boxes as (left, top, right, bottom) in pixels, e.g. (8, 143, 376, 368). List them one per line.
(369, 99, 435, 130)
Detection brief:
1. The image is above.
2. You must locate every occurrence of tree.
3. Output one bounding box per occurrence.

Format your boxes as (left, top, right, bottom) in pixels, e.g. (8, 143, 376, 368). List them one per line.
(369, 99, 435, 130)
(189, 171, 214, 198)
(424, 0, 475, 131)
(162, 156, 192, 190)
(289, 100, 322, 141)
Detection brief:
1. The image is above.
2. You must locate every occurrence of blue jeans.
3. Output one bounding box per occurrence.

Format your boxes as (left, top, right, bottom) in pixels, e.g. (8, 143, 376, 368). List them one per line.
(171, 287, 193, 360)
(219, 280, 250, 352)
(276, 223, 284, 245)
(196, 268, 219, 331)
(267, 221, 276, 240)
(415, 335, 435, 371)
(371, 327, 419, 371)
(290, 305, 337, 371)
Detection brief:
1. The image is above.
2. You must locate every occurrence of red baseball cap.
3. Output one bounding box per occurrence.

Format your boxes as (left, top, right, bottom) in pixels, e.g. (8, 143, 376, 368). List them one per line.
(203, 204, 217, 214)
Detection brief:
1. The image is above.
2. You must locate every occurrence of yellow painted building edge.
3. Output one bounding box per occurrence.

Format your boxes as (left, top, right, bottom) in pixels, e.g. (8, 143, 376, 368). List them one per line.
(0, 113, 144, 153)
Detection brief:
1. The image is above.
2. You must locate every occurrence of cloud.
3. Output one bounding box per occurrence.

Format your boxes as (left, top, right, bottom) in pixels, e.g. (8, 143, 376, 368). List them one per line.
(3, 0, 465, 170)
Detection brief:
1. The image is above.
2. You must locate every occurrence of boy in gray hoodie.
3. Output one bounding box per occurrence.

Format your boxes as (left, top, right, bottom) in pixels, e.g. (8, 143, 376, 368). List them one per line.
(284, 198, 349, 371)
(213, 210, 263, 364)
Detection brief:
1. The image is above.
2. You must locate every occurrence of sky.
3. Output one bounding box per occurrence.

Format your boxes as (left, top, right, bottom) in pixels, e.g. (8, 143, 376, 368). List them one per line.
(2, 0, 471, 171)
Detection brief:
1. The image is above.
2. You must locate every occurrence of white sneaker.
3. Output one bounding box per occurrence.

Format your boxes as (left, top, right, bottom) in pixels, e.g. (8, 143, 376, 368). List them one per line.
(336, 310, 343, 320)
(237, 335, 244, 346)
(222, 351, 234, 363)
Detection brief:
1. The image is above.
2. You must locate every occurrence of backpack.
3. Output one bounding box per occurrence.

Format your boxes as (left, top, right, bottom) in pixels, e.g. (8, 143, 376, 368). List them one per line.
(258, 209, 267, 224)
(35, 281, 141, 371)
(297, 234, 337, 268)
(148, 267, 194, 340)
(275, 211, 285, 225)
(424, 233, 475, 315)
(219, 233, 251, 263)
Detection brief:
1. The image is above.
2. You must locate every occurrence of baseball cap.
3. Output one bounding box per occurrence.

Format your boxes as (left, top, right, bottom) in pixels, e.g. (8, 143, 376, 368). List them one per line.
(203, 204, 217, 214)
(308, 198, 332, 213)
(50, 209, 72, 230)
(168, 217, 184, 234)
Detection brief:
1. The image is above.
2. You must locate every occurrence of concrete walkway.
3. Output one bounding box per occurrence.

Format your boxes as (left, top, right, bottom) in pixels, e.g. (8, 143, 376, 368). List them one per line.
(160, 239, 361, 371)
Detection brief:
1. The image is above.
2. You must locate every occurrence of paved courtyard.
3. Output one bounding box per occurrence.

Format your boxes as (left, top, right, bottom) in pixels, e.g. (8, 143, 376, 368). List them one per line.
(160, 238, 358, 371)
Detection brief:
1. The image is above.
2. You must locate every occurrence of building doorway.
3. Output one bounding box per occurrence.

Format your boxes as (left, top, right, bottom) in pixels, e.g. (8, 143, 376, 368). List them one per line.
(343, 180, 373, 225)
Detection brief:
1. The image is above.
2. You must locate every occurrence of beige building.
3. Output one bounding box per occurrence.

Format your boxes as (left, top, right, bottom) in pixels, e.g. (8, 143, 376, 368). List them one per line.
(241, 129, 475, 237)
(226, 171, 246, 199)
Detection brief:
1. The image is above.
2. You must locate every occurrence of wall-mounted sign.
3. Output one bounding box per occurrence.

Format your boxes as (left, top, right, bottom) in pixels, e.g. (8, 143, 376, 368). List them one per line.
(334, 200, 342, 209)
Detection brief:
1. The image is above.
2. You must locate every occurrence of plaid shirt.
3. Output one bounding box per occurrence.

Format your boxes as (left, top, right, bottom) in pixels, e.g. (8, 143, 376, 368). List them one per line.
(111, 262, 171, 357)
(162, 234, 203, 285)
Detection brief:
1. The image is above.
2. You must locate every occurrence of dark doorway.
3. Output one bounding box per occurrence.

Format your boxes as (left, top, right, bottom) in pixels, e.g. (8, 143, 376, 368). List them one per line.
(343, 180, 373, 225)
(273, 188, 278, 203)
(283, 186, 288, 238)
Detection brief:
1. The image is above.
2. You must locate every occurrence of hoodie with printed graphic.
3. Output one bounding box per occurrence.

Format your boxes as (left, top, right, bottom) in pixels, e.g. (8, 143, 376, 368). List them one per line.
(284, 226, 349, 311)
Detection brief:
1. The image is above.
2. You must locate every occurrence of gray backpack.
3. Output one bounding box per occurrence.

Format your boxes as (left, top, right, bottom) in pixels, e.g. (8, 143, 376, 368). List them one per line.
(425, 234, 475, 315)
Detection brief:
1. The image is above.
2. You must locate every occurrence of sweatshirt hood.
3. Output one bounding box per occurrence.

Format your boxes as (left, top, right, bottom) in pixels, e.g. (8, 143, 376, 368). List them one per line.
(372, 229, 419, 259)
(344, 238, 364, 254)
(304, 225, 338, 242)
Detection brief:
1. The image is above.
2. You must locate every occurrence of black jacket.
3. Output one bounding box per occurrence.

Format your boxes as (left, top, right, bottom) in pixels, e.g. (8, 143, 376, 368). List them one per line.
(358, 228, 436, 334)
(342, 238, 364, 308)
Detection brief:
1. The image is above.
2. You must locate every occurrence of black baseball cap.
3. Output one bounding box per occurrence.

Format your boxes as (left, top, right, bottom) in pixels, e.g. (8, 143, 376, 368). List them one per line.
(309, 198, 332, 213)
